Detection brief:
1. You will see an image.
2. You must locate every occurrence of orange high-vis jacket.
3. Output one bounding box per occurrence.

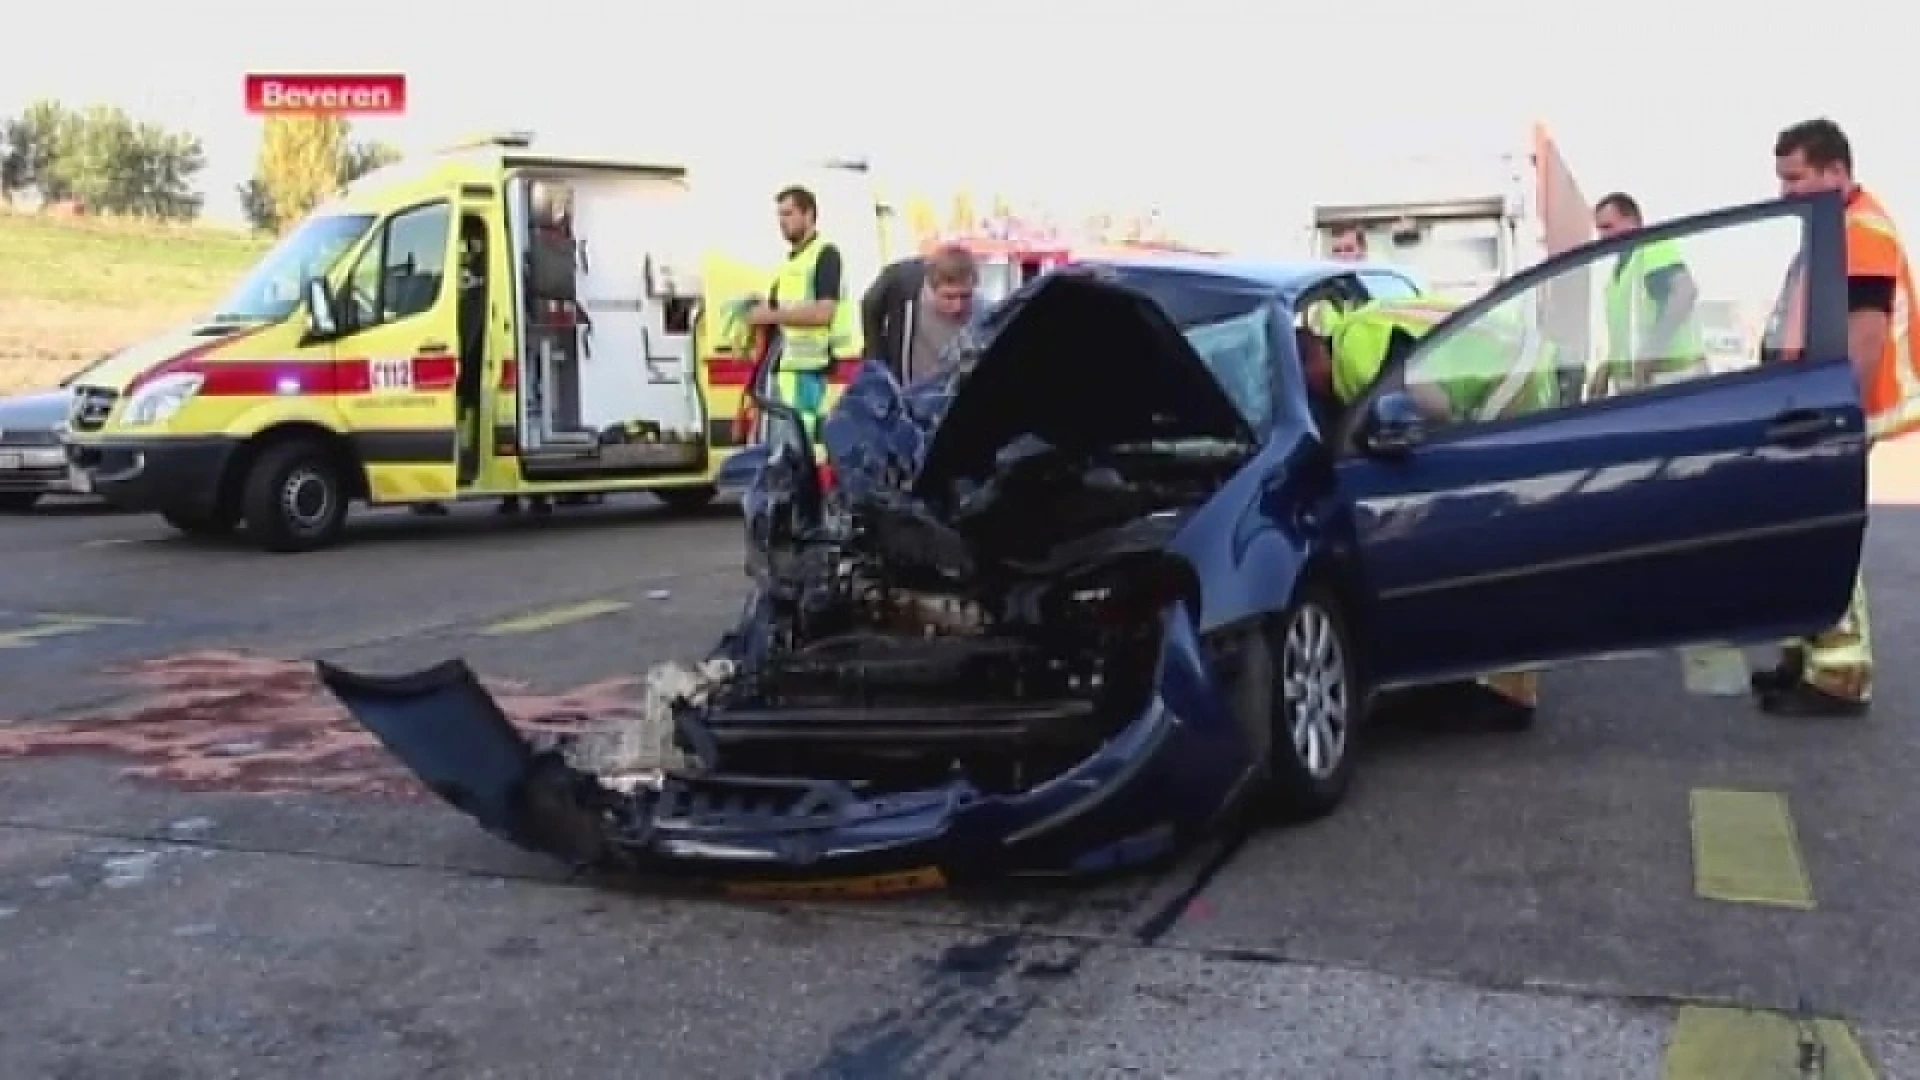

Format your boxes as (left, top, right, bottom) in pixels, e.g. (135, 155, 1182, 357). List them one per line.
(1777, 186, 1920, 440)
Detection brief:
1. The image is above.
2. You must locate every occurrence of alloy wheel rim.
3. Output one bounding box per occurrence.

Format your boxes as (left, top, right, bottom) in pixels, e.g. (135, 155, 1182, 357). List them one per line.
(1280, 603, 1349, 779)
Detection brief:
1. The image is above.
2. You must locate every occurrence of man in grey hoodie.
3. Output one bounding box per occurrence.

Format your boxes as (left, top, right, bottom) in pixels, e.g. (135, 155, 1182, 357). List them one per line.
(861, 244, 989, 383)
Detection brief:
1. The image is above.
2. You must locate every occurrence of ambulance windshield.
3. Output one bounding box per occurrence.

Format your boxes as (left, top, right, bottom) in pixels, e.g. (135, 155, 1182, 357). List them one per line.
(210, 213, 376, 323)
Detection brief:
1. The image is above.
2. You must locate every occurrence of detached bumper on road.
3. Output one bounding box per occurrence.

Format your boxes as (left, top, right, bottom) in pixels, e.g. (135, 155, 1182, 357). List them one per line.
(68, 437, 237, 515)
(315, 611, 1248, 894)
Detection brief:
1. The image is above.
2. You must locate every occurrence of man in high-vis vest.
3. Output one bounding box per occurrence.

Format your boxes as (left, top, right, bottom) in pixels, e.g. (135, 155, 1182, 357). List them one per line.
(1587, 192, 1706, 399)
(1302, 225, 1370, 337)
(1323, 298, 1557, 427)
(744, 185, 864, 441)
(1751, 117, 1920, 717)
(1312, 297, 1558, 727)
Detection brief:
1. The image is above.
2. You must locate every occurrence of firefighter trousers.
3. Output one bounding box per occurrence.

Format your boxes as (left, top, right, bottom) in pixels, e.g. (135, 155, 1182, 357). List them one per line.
(1786, 572, 1873, 704)
(1480, 670, 1540, 708)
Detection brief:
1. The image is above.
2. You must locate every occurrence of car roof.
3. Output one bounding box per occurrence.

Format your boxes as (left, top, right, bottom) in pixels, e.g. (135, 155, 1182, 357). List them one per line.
(1077, 254, 1414, 301)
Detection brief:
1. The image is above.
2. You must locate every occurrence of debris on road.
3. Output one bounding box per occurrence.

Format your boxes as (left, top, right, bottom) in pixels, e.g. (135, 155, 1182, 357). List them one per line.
(100, 850, 160, 889)
(563, 656, 732, 780)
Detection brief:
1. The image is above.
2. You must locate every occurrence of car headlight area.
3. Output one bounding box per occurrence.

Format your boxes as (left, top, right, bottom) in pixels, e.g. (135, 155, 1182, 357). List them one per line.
(121, 372, 204, 427)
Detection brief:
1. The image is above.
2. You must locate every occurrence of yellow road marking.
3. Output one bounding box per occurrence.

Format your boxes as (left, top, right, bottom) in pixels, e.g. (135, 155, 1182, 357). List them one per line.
(81, 537, 139, 548)
(1663, 1005, 1876, 1079)
(30, 612, 142, 626)
(0, 612, 143, 650)
(481, 599, 630, 636)
(1689, 789, 1815, 909)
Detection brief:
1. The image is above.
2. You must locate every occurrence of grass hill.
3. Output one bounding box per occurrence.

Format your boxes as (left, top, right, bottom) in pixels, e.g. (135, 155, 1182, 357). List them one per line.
(0, 211, 269, 394)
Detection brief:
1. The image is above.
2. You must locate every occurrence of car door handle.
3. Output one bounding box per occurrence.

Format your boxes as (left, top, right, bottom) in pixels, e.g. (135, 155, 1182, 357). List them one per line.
(418, 341, 451, 355)
(1765, 408, 1843, 446)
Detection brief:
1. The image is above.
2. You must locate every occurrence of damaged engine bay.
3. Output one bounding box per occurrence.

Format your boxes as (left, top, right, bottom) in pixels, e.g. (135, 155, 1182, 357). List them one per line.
(691, 430, 1251, 795)
(609, 272, 1264, 799)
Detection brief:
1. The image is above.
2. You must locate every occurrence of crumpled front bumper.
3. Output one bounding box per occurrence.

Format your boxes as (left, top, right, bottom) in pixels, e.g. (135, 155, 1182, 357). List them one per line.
(316, 602, 1254, 895)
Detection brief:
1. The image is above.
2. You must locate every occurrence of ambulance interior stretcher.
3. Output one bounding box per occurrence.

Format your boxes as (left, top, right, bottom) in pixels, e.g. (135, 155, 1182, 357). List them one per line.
(508, 172, 707, 479)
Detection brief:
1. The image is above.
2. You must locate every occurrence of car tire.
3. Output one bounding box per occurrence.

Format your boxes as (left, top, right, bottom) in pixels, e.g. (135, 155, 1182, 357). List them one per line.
(241, 439, 349, 553)
(1262, 581, 1363, 823)
(654, 484, 717, 513)
(162, 506, 239, 538)
(0, 491, 41, 512)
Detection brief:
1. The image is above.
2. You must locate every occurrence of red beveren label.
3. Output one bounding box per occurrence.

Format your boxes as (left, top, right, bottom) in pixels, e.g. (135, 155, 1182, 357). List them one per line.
(244, 73, 407, 115)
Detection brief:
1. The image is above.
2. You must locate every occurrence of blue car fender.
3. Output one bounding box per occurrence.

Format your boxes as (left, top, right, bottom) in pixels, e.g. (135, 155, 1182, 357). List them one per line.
(1168, 434, 1332, 635)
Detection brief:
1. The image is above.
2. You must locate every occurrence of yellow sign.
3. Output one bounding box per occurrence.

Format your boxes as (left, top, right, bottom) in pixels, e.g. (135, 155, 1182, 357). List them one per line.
(724, 866, 948, 901)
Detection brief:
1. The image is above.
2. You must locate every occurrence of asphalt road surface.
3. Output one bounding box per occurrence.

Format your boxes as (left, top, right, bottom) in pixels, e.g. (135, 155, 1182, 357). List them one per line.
(4, 462, 1920, 1080)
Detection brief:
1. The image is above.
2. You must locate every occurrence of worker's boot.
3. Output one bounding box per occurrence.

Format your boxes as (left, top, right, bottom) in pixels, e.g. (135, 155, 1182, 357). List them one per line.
(1748, 648, 1805, 695)
(1759, 682, 1870, 718)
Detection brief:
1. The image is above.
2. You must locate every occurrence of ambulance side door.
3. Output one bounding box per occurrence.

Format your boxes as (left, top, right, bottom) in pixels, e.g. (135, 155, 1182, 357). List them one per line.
(332, 197, 462, 501)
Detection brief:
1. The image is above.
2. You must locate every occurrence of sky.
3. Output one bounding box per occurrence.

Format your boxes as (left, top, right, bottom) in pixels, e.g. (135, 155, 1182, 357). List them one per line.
(5, 0, 1915, 256)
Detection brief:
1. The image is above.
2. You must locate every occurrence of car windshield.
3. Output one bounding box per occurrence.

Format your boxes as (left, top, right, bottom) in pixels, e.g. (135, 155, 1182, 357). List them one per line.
(209, 213, 375, 323)
(1181, 307, 1273, 431)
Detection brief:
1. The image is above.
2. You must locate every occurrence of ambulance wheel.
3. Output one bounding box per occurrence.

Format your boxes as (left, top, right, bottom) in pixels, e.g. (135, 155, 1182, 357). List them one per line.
(161, 506, 238, 538)
(242, 439, 349, 552)
(654, 485, 717, 513)
(0, 492, 40, 512)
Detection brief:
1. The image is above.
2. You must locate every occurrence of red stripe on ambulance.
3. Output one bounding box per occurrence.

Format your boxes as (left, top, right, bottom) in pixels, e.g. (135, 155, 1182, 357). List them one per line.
(141, 355, 460, 397)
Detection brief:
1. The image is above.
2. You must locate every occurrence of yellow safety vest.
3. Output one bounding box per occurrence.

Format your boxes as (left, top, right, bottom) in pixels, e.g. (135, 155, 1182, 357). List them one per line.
(1329, 298, 1555, 420)
(1604, 237, 1702, 378)
(1327, 298, 1463, 403)
(770, 234, 863, 371)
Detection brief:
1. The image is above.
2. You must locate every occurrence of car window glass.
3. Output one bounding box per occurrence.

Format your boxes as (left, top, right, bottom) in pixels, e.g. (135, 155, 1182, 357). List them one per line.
(1358, 270, 1420, 302)
(1183, 307, 1273, 430)
(1402, 210, 1806, 435)
(345, 202, 451, 330)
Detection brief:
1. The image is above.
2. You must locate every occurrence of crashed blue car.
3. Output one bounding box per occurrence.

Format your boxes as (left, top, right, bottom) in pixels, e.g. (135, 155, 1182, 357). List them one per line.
(320, 192, 1867, 893)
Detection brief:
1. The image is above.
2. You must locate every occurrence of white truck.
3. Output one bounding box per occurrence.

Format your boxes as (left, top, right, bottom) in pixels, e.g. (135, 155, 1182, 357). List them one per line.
(1305, 121, 1595, 302)
(1303, 121, 1605, 401)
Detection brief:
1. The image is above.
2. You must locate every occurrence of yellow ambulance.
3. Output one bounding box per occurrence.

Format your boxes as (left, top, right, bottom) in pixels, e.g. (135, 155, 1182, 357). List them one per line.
(63, 135, 886, 551)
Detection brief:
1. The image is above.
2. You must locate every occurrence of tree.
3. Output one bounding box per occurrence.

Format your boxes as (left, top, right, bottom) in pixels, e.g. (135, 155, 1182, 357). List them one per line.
(902, 195, 940, 247)
(252, 114, 347, 234)
(240, 123, 399, 233)
(236, 176, 277, 233)
(2, 100, 72, 202)
(949, 188, 977, 233)
(0, 100, 205, 218)
(338, 139, 401, 186)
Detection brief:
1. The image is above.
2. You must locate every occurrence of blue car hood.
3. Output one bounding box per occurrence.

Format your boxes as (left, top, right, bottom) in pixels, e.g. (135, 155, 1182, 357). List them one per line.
(819, 271, 1254, 512)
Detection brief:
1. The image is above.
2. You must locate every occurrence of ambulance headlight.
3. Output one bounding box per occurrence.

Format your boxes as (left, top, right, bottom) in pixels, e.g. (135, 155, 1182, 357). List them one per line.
(124, 373, 204, 427)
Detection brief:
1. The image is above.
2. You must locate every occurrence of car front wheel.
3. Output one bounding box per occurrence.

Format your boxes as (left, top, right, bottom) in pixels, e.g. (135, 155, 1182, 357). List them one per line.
(0, 491, 41, 512)
(1264, 582, 1362, 822)
(241, 439, 350, 552)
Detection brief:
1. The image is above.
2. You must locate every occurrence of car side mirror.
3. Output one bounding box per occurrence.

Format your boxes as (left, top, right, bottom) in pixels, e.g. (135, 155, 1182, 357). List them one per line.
(304, 278, 339, 339)
(1358, 390, 1425, 459)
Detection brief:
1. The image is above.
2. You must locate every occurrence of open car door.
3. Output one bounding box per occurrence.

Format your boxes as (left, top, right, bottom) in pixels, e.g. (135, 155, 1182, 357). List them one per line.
(1335, 191, 1867, 687)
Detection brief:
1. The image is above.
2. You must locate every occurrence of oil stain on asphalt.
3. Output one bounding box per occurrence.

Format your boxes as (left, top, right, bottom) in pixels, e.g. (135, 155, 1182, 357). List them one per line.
(792, 826, 1255, 1080)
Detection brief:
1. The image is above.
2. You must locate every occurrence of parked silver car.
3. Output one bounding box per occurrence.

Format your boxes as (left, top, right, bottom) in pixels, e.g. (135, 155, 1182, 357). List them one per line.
(0, 387, 90, 510)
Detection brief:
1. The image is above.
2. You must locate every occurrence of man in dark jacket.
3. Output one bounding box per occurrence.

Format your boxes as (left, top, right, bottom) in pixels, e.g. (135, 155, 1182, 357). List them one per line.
(861, 244, 988, 382)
